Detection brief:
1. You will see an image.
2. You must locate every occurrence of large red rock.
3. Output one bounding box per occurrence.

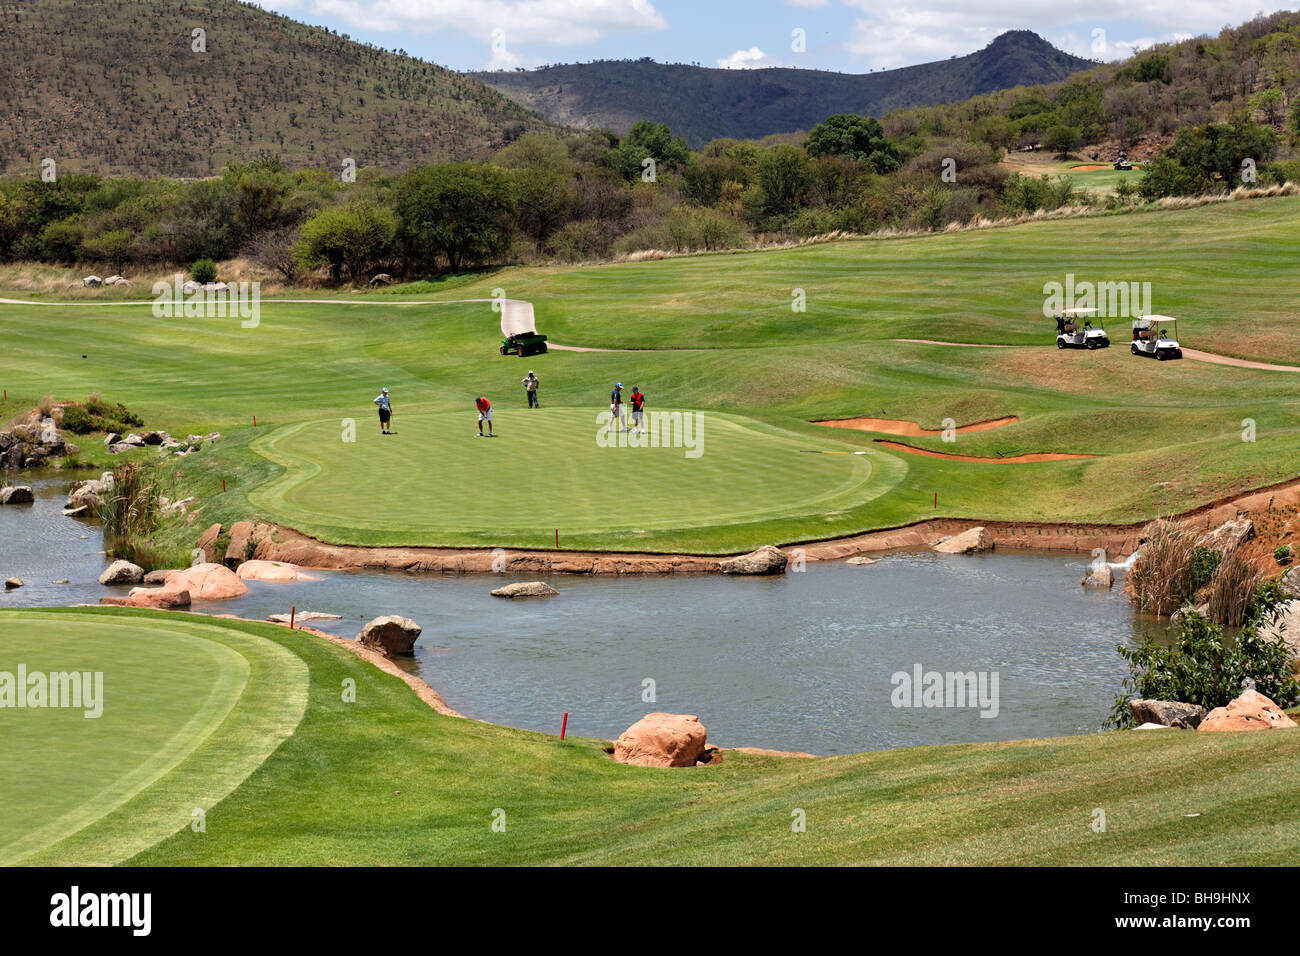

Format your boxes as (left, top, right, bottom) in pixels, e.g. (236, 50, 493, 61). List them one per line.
(163, 563, 248, 601)
(235, 559, 319, 582)
(613, 713, 708, 767)
(1198, 689, 1298, 732)
(124, 586, 192, 608)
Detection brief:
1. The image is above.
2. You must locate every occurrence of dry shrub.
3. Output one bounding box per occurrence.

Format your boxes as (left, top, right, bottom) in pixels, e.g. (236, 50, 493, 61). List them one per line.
(1204, 547, 1266, 628)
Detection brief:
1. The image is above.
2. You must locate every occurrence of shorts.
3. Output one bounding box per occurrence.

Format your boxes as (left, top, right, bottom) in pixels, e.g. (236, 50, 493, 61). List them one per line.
(610, 403, 622, 416)
(631, 409, 643, 422)
(478, 409, 492, 421)
(378, 408, 391, 423)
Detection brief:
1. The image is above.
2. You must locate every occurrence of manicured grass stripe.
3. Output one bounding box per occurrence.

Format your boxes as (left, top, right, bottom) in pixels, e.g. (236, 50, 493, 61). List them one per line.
(7, 610, 308, 866)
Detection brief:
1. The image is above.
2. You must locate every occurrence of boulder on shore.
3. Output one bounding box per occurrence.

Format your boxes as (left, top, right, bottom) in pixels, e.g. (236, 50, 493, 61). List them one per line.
(98, 559, 144, 585)
(4, 578, 22, 590)
(1129, 699, 1207, 729)
(934, 526, 994, 554)
(613, 713, 709, 768)
(0, 485, 35, 505)
(490, 581, 559, 597)
(719, 545, 788, 575)
(1198, 689, 1298, 732)
(163, 563, 248, 600)
(1261, 600, 1300, 654)
(846, 555, 877, 566)
(358, 615, 422, 657)
(236, 559, 319, 583)
(117, 586, 192, 609)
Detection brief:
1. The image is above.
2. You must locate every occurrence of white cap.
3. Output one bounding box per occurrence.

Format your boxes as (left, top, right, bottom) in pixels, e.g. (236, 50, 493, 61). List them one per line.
(382, 387, 389, 393)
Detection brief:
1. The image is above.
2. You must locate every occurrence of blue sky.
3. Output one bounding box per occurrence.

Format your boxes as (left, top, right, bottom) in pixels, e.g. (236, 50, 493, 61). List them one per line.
(256, 1, 1292, 72)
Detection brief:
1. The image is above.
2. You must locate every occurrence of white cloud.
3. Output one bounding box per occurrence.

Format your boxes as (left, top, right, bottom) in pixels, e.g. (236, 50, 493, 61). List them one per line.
(717, 46, 772, 69)
(785, 0, 829, 7)
(261, 0, 667, 47)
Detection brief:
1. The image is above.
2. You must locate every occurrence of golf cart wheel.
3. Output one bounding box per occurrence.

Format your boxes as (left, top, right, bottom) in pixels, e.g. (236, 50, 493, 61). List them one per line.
(1057, 339, 1066, 349)
(1130, 343, 1139, 355)
(1156, 350, 1167, 360)
(1086, 340, 1098, 350)
(1098, 338, 1109, 348)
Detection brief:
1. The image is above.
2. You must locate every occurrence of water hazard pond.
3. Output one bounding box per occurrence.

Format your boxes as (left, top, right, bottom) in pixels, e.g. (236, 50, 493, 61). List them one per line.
(2, 475, 1155, 755)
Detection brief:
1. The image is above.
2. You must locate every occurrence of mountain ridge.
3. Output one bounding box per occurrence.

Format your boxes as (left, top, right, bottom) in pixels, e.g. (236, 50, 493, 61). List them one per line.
(470, 31, 1099, 146)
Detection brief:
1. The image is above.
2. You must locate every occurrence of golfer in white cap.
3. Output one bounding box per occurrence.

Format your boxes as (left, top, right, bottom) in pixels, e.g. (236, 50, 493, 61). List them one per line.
(373, 387, 392, 435)
(607, 382, 625, 434)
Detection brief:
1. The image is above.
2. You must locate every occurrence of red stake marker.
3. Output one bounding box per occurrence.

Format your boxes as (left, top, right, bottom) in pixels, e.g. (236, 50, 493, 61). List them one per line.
(934, 491, 938, 509)
(222, 479, 226, 492)
(560, 712, 568, 741)
(253, 415, 257, 426)
(289, 606, 296, 630)
(555, 528, 559, 547)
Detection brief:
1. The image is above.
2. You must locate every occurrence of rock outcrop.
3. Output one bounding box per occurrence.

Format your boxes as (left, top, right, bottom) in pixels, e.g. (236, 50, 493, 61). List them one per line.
(357, 615, 422, 657)
(613, 713, 709, 768)
(1129, 699, 1207, 729)
(1198, 689, 1298, 732)
(163, 563, 248, 600)
(719, 545, 788, 575)
(934, 526, 994, 554)
(1196, 518, 1254, 555)
(490, 581, 559, 597)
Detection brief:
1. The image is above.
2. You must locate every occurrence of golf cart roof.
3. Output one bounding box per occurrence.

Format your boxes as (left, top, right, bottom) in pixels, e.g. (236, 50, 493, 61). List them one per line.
(1135, 314, 1178, 323)
(1059, 308, 1097, 317)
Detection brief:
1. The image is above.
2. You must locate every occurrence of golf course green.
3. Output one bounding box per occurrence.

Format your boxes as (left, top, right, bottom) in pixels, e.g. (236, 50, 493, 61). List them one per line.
(0, 610, 307, 866)
(3, 607, 1299, 866)
(4, 194, 1300, 555)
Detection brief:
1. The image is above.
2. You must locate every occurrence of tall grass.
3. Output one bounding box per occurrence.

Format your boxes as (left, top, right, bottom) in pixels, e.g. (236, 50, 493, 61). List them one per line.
(102, 462, 164, 568)
(1127, 519, 1199, 616)
(1205, 548, 1266, 628)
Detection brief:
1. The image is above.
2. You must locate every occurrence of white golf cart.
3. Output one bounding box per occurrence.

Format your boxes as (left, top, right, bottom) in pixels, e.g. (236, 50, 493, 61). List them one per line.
(1130, 315, 1183, 361)
(1055, 307, 1110, 350)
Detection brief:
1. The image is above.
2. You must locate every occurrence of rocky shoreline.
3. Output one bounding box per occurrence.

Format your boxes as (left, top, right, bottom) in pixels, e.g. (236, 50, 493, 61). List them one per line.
(179, 473, 1300, 575)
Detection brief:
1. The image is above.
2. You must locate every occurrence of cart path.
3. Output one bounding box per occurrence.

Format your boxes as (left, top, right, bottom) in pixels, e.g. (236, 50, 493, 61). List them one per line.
(814, 415, 1019, 437)
(7, 296, 1300, 370)
(1179, 348, 1300, 373)
(893, 337, 1300, 371)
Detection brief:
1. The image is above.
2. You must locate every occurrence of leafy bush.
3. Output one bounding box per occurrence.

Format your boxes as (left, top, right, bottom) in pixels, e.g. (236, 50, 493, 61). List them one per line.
(1109, 598, 1299, 728)
(61, 395, 143, 434)
(190, 258, 218, 284)
(1188, 546, 1223, 591)
(1276, 545, 1293, 565)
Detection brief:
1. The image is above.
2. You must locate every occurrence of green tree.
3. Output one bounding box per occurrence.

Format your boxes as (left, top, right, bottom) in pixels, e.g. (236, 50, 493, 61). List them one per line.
(189, 258, 218, 283)
(606, 122, 691, 182)
(805, 114, 901, 173)
(394, 163, 511, 273)
(754, 145, 812, 220)
(1044, 125, 1082, 158)
(1250, 87, 1285, 125)
(293, 200, 397, 284)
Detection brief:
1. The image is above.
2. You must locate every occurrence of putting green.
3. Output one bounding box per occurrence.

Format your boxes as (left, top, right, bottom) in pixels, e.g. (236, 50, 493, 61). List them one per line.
(0, 611, 308, 865)
(248, 406, 902, 550)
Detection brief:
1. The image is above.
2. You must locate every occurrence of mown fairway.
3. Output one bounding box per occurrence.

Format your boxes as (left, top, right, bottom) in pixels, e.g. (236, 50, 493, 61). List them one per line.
(4, 608, 1298, 866)
(2, 195, 1299, 551)
(0, 611, 307, 865)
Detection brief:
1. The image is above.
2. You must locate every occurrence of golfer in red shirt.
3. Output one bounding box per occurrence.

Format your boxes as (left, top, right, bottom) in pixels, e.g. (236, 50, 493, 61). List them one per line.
(475, 396, 495, 437)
